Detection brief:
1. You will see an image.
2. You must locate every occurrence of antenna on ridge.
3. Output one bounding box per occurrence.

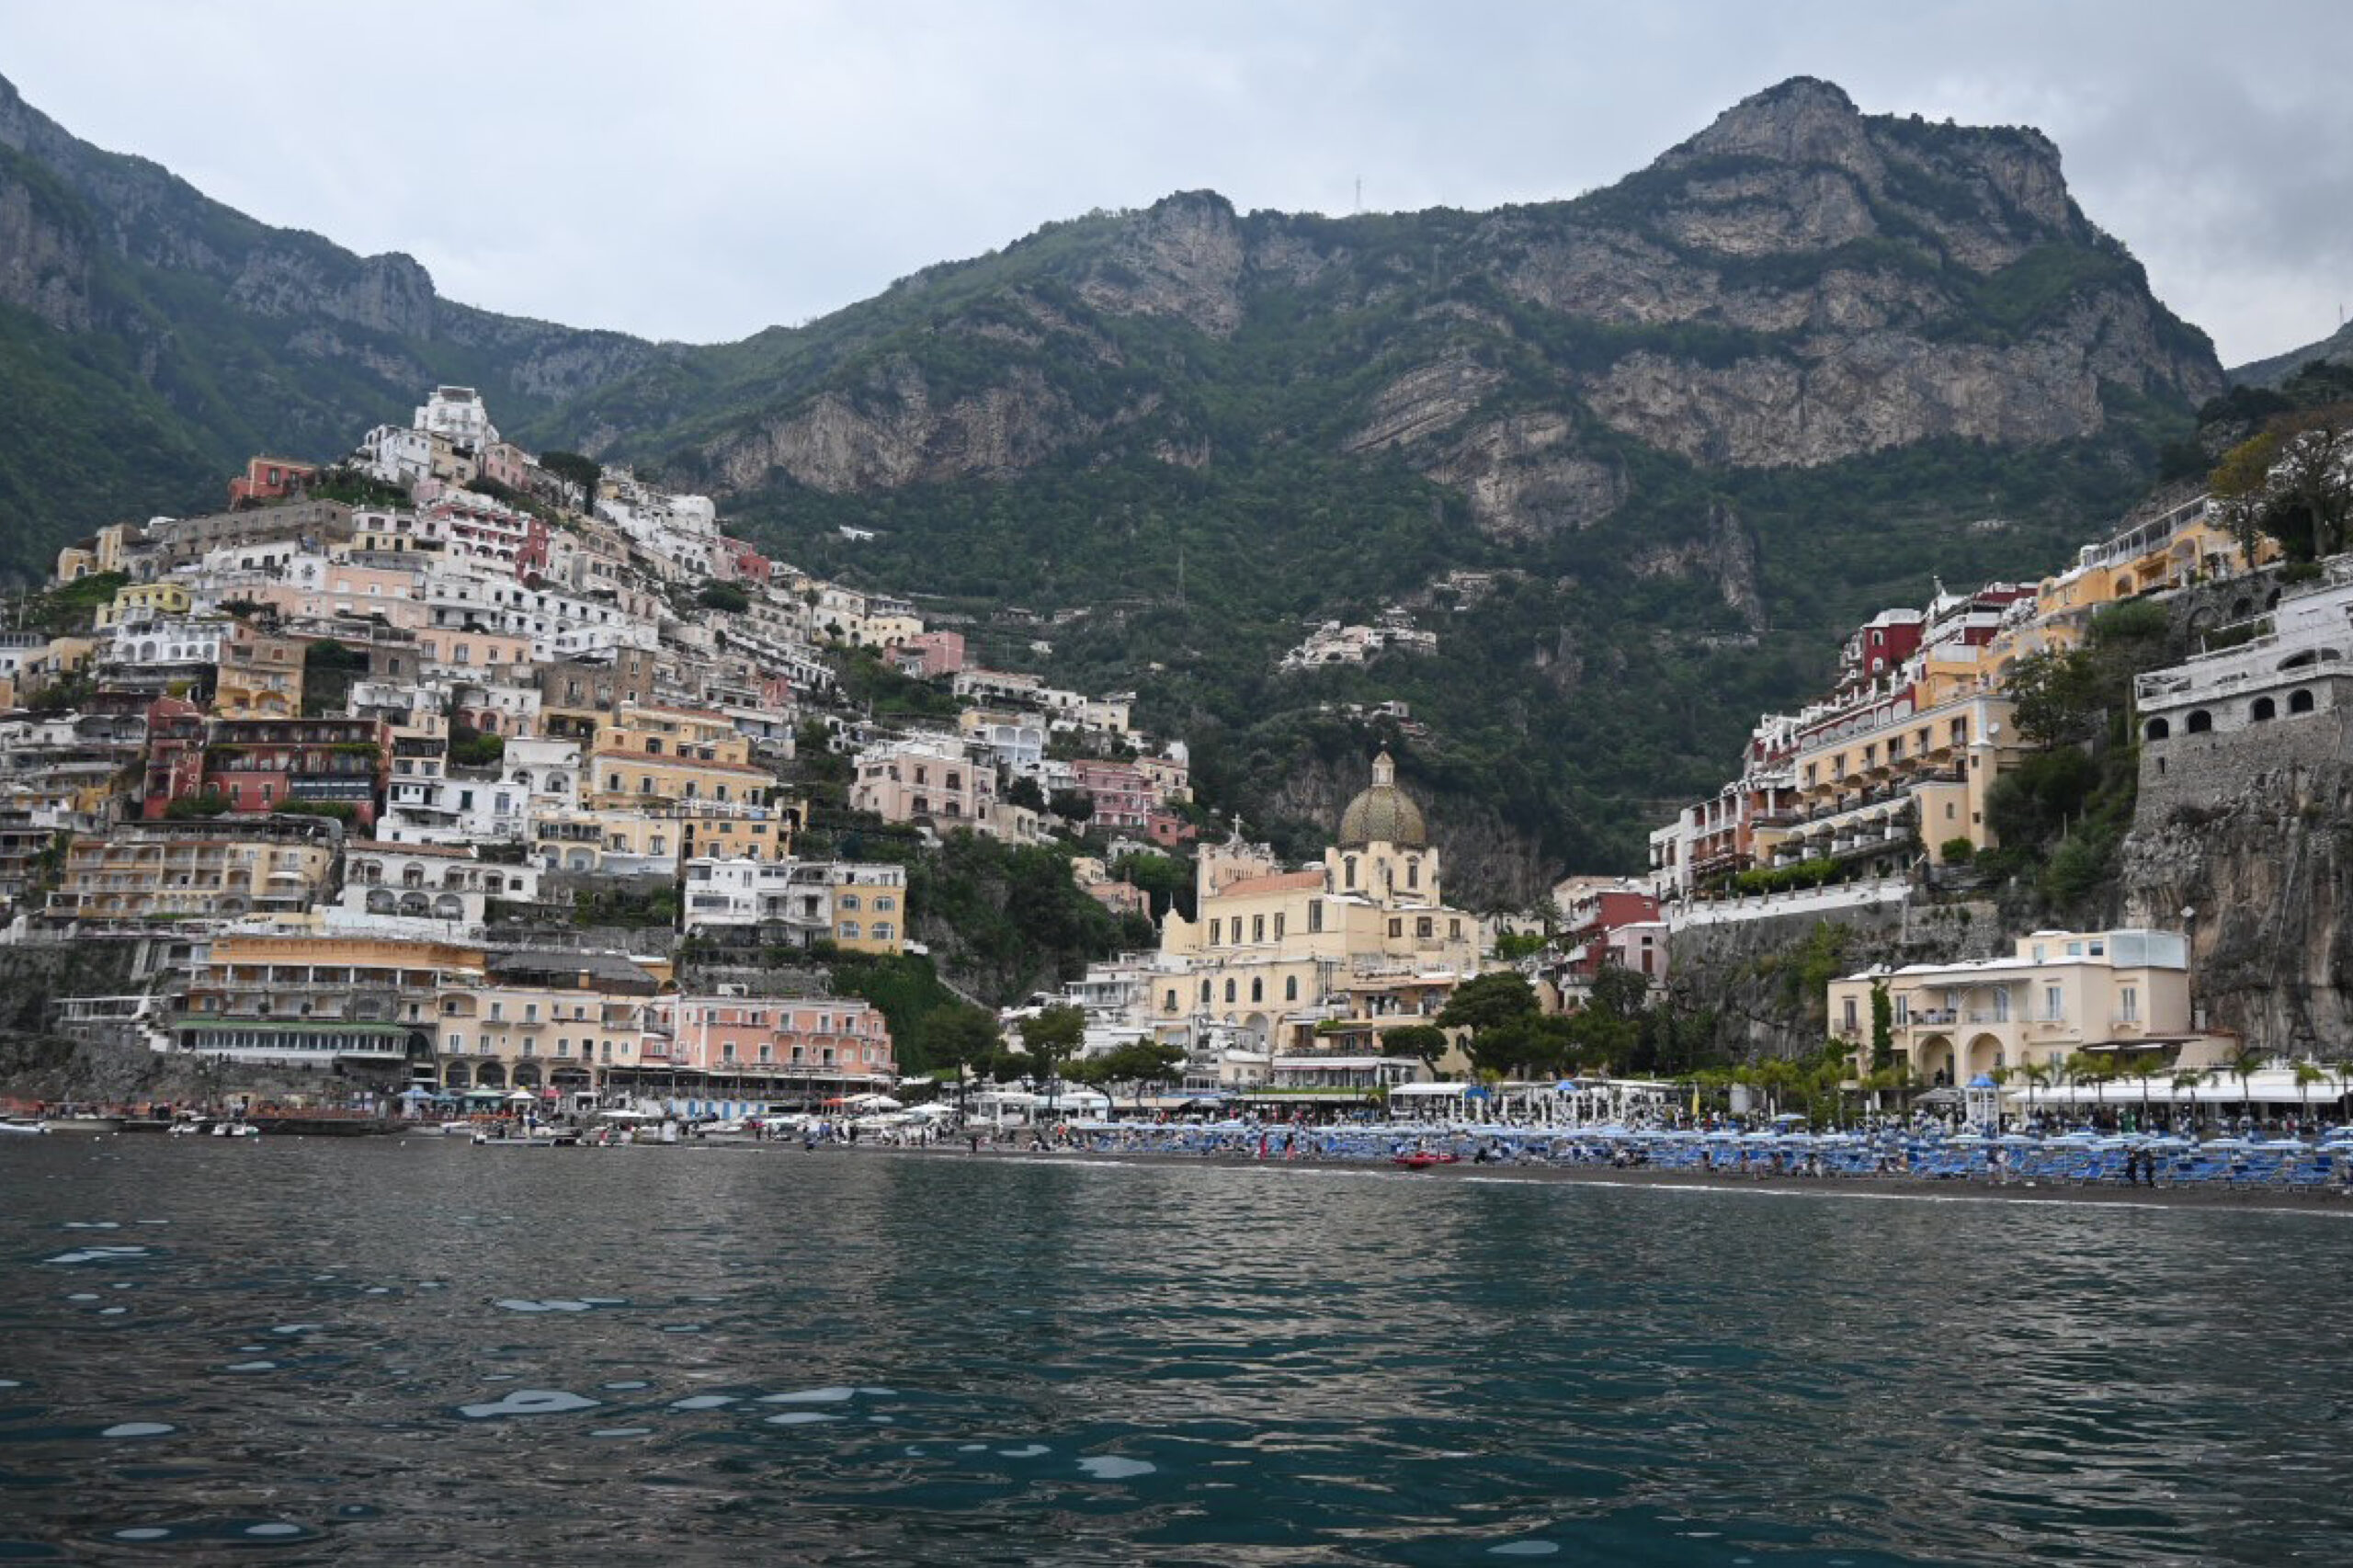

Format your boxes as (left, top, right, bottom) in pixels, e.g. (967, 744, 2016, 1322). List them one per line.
(1354, 176, 1362, 215)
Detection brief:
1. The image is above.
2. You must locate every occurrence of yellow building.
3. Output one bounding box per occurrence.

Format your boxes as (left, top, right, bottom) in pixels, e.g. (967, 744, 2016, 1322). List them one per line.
(169, 929, 486, 1076)
(95, 582, 191, 631)
(47, 817, 340, 925)
(438, 949, 663, 1095)
(1762, 689, 2026, 870)
(213, 623, 306, 719)
(588, 705, 777, 810)
(1154, 753, 1482, 1055)
(1830, 928, 2196, 1087)
(827, 862, 906, 955)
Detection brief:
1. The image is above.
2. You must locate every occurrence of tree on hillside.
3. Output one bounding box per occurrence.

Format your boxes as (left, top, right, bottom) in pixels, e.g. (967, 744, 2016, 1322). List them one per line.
(923, 1004, 1001, 1111)
(1018, 1004, 1086, 1117)
(1436, 971, 1540, 1035)
(1384, 1023, 1450, 1073)
(2210, 407, 2353, 562)
(1090, 1039, 1188, 1113)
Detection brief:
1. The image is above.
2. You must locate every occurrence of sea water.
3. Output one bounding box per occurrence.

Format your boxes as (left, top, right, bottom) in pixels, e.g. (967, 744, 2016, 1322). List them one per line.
(2, 1137, 2348, 1563)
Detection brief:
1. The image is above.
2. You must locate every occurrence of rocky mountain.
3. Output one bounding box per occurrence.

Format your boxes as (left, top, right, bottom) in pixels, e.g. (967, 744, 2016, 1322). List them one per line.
(0, 71, 668, 576)
(0, 74, 2223, 894)
(2225, 318, 2353, 388)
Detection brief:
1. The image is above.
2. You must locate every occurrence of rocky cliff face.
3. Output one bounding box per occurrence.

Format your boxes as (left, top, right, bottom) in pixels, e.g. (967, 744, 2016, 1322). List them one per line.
(0, 69, 664, 564)
(591, 76, 2216, 549)
(2123, 757, 2353, 1055)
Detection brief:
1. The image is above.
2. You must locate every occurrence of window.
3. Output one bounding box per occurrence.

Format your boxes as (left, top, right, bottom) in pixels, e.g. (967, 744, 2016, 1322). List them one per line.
(871, 923, 893, 941)
(1344, 857, 1358, 889)
(1992, 989, 2009, 1023)
(1284, 976, 1298, 1002)
(840, 893, 861, 911)
(1252, 915, 1265, 943)
(1199, 980, 1211, 1005)
(1210, 918, 1222, 946)
(1388, 918, 1403, 937)
(1893, 994, 1909, 1025)
(1842, 997, 1858, 1032)
(1250, 978, 1263, 1003)
(1449, 919, 1461, 939)
(1308, 903, 1324, 934)
(1415, 917, 1433, 939)
(1165, 990, 1177, 1012)
(2120, 986, 2139, 1022)
(839, 921, 859, 939)
(2044, 985, 2063, 1021)
(1406, 858, 1420, 890)
(1223, 979, 1236, 1004)
(1272, 913, 1284, 939)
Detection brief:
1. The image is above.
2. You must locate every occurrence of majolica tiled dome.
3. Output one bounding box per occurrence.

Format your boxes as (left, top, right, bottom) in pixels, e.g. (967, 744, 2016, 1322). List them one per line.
(1337, 750, 1427, 847)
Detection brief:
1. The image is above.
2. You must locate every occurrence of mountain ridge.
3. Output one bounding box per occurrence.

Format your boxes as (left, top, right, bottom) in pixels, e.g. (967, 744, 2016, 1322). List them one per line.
(0, 73, 2222, 894)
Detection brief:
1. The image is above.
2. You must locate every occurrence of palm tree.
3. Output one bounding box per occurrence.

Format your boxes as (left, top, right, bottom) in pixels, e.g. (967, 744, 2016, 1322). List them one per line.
(2222, 1046, 2266, 1127)
(2292, 1060, 2328, 1130)
(2171, 1067, 2213, 1132)
(2061, 1051, 2107, 1123)
(2018, 1060, 2053, 1127)
(2124, 1051, 2166, 1131)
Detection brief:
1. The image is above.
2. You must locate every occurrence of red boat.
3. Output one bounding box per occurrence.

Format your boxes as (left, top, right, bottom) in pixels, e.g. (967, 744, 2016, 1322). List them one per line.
(1392, 1152, 1461, 1170)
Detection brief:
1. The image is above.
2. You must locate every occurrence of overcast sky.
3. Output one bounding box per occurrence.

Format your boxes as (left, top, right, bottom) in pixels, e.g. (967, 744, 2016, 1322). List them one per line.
(7, 0, 2348, 364)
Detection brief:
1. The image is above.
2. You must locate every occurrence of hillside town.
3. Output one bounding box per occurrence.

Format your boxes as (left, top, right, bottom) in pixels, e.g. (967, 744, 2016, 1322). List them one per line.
(2, 387, 1233, 1114)
(1, 380, 2347, 1133)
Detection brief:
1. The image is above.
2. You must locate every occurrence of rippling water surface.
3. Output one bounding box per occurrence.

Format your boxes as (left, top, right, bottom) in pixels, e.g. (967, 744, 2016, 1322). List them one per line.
(4, 1138, 2351, 1563)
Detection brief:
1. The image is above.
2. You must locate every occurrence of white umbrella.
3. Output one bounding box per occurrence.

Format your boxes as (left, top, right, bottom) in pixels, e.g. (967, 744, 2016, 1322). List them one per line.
(505, 1089, 537, 1104)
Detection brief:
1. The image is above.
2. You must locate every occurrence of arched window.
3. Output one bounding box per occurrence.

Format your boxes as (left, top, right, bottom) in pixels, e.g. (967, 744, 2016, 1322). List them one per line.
(2290, 687, 2316, 714)
(1199, 980, 1211, 1005)
(2185, 710, 2213, 734)
(2143, 717, 2170, 741)
(1223, 978, 1236, 1004)
(1250, 978, 1263, 1003)
(1284, 976, 1298, 1002)
(2251, 696, 2277, 722)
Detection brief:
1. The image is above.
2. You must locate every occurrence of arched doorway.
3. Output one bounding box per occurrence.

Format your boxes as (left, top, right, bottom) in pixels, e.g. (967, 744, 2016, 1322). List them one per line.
(1913, 1034, 1955, 1087)
(1962, 1033, 2006, 1084)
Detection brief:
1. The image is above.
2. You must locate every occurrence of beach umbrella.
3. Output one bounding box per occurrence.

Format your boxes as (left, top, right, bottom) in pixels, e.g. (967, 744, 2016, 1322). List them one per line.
(505, 1089, 536, 1105)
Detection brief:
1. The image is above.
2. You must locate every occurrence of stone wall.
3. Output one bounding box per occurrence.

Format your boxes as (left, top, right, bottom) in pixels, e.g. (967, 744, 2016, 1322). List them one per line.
(2137, 707, 2353, 830)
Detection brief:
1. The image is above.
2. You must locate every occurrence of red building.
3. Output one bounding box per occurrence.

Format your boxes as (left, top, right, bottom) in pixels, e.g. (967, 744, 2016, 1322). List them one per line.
(1143, 809, 1199, 848)
(139, 698, 210, 820)
(228, 456, 321, 509)
(144, 716, 393, 828)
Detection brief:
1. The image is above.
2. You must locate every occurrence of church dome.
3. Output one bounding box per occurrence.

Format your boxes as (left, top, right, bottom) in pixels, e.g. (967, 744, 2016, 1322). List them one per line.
(1337, 750, 1427, 848)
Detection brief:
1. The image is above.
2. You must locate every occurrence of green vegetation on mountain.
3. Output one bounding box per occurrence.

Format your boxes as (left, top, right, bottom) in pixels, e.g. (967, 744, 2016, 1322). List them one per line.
(0, 72, 2225, 895)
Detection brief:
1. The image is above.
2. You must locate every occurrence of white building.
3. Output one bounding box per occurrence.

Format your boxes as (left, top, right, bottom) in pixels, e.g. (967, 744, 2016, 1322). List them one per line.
(331, 840, 540, 932)
(415, 386, 499, 449)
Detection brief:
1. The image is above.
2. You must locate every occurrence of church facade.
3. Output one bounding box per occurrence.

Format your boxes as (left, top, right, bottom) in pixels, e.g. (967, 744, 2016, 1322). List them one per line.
(1154, 752, 1484, 1053)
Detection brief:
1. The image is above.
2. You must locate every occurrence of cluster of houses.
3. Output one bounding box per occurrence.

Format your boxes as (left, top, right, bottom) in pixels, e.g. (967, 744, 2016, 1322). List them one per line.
(1627, 479, 2353, 1095)
(2, 387, 1177, 1108)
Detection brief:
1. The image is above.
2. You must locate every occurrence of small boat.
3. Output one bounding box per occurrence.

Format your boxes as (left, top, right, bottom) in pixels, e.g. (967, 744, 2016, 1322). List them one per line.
(1392, 1152, 1461, 1170)
(45, 1108, 121, 1134)
(210, 1120, 261, 1139)
(0, 1118, 48, 1136)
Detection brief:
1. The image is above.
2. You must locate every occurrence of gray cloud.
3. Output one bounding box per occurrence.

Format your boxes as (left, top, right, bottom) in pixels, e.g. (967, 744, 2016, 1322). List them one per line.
(7, 0, 2347, 362)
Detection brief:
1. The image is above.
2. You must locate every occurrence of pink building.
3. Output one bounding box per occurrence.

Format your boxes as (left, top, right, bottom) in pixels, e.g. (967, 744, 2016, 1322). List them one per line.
(647, 994, 896, 1091)
(1069, 758, 1155, 830)
(894, 631, 965, 679)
